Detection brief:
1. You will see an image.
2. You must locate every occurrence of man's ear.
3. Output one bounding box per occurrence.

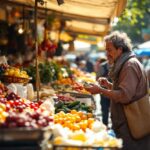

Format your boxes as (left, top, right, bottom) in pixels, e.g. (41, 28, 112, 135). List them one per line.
(118, 47, 123, 54)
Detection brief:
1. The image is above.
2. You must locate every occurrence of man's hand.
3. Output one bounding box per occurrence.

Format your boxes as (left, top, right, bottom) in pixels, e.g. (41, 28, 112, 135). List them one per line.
(97, 77, 112, 89)
(84, 83, 102, 94)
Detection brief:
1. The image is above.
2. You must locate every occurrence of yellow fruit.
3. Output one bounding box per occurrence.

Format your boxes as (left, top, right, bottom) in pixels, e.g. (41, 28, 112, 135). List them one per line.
(70, 132, 87, 142)
(0, 111, 8, 123)
(70, 109, 77, 114)
(0, 103, 6, 111)
(14, 68, 20, 72)
(54, 136, 62, 144)
(72, 124, 80, 131)
(14, 69, 21, 76)
(21, 71, 27, 75)
(75, 116, 81, 123)
(8, 69, 15, 76)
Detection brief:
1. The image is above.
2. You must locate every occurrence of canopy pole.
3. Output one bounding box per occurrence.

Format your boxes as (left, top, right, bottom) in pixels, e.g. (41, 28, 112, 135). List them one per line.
(34, 0, 40, 101)
(34, 0, 63, 101)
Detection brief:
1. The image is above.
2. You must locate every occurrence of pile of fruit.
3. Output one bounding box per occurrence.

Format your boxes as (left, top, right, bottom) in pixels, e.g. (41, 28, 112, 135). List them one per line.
(54, 110, 94, 131)
(4, 67, 29, 79)
(0, 64, 30, 84)
(52, 78, 90, 94)
(0, 83, 53, 128)
(0, 64, 29, 79)
(54, 78, 74, 85)
(53, 117, 122, 148)
(0, 110, 53, 128)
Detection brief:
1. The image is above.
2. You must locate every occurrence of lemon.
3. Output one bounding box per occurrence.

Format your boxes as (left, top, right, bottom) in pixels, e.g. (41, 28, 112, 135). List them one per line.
(54, 136, 62, 144)
(70, 132, 87, 142)
(8, 69, 15, 76)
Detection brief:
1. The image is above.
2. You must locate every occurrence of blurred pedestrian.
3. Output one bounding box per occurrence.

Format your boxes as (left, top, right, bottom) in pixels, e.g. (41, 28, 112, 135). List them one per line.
(96, 58, 110, 126)
(85, 58, 94, 73)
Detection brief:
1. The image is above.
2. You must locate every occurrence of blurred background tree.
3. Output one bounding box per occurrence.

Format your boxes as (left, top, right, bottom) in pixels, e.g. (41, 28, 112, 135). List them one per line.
(113, 0, 150, 45)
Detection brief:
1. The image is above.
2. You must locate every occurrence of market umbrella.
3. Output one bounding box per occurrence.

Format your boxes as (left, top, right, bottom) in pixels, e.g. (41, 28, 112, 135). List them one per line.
(134, 48, 150, 57)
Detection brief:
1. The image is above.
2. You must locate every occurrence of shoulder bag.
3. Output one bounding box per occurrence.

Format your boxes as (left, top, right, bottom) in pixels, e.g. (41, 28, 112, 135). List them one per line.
(123, 80, 150, 139)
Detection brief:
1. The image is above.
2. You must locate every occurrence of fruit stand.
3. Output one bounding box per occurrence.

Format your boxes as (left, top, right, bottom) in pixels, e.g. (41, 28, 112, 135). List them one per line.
(0, 0, 127, 149)
(0, 61, 123, 150)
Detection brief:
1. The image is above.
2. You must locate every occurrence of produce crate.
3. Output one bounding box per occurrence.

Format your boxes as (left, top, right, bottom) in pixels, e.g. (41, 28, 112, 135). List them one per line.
(53, 144, 120, 150)
(0, 128, 44, 142)
(0, 128, 49, 150)
(58, 91, 96, 113)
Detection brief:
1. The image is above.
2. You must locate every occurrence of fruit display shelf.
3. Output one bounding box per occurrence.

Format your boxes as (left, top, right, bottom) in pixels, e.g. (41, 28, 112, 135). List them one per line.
(0, 128, 45, 142)
(0, 127, 52, 150)
(53, 144, 120, 150)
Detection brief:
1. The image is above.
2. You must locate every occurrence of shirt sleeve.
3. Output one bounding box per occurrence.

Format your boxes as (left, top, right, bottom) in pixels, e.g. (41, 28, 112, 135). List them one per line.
(117, 64, 139, 103)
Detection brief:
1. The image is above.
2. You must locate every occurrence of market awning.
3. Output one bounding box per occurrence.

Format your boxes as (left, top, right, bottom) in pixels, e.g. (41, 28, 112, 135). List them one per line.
(5, 0, 127, 37)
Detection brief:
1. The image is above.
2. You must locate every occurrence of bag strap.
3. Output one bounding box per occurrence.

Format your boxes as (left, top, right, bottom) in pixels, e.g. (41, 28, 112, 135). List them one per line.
(144, 72, 149, 93)
(116, 56, 135, 80)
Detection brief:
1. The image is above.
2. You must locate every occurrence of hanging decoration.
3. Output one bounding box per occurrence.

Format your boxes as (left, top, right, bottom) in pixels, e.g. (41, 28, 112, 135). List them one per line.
(38, 1, 57, 58)
(38, 38, 57, 58)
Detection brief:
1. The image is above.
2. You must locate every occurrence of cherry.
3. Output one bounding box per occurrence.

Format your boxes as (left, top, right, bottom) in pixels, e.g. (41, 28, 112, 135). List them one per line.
(37, 118, 48, 127)
(17, 118, 25, 127)
(0, 97, 7, 104)
(38, 100, 44, 105)
(5, 103, 11, 111)
(31, 112, 40, 120)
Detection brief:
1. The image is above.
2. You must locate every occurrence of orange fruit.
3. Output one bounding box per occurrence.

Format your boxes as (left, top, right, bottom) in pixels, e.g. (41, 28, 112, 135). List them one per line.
(87, 113, 93, 118)
(79, 121, 88, 131)
(87, 118, 95, 128)
(88, 118, 95, 124)
(81, 114, 87, 120)
(75, 116, 81, 123)
(72, 124, 80, 131)
(70, 109, 77, 114)
(77, 111, 83, 117)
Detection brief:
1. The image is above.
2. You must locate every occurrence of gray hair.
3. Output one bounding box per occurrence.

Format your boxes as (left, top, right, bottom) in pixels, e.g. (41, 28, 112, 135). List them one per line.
(104, 31, 132, 52)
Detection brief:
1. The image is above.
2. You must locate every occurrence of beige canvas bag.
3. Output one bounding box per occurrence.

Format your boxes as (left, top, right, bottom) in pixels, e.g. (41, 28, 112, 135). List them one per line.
(123, 82, 150, 139)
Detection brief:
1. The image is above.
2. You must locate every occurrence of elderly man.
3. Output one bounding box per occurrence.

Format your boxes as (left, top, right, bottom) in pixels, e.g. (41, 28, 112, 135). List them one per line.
(85, 31, 150, 150)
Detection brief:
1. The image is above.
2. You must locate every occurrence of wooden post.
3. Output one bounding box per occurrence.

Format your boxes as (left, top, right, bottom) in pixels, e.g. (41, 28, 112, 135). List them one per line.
(34, 0, 40, 101)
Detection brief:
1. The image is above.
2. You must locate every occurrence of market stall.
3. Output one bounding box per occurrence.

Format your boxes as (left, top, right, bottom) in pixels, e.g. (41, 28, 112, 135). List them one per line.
(0, 0, 127, 149)
(0, 63, 122, 150)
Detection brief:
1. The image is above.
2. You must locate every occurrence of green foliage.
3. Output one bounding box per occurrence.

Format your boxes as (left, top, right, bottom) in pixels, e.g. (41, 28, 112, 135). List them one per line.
(113, 0, 150, 43)
(25, 65, 36, 84)
(25, 61, 73, 84)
